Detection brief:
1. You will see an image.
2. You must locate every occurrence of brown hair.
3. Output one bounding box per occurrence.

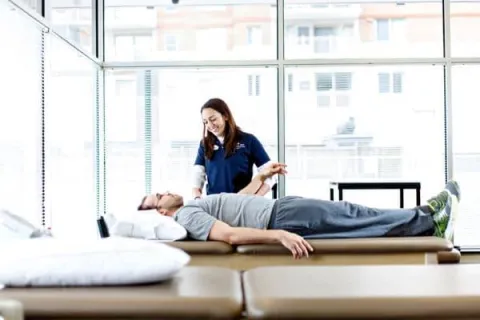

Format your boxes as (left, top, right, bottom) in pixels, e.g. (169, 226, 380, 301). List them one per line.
(201, 98, 243, 160)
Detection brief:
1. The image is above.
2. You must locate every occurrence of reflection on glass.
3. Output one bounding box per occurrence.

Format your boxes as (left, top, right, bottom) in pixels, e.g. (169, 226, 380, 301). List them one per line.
(104, 1, 277, 61)
(451, 1, 480, 57)
(452, 65, 480, 247)
(0, 1, 43, 227)
(18, 0, 38, 12)
(105, 68, 278, 217)
(285, 0, 443, 58)
(44, 36, 98, 239)
(284, 65, 445, 209)
(47, 0, 93, 53)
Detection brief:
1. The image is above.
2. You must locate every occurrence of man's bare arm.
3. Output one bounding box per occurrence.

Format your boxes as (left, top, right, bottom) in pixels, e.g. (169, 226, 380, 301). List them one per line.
(237, 162, 286, 196)
(237, 174, 265, 195)
(254, 183, 272, 196)
(207, 220, 313, 259)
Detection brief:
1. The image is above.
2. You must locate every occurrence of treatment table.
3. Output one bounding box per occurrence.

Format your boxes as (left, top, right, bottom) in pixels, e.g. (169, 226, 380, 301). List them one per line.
(2, 265, 480, 319)
(167, 237, 460, 270)
(0, 267, 243, 320)
(243, 264, 480, 319)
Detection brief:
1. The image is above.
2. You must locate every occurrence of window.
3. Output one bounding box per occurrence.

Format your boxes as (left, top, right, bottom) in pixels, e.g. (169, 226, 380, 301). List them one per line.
(18, 0, 38, 12)
(115, 79, 135, 96)
(297, 26, 310, 45)
(107, 76, 140, 142)
(196, 28, 227, 53)
(0, 1, 43, 228)
(299, 80, 310, 91)
(285, 2, 441, 58)
(316, 72, 352, 91)
(451, 2, 480, 57)
(314, 27, 335, 53)
(378, 72, 403, 94)
(247, 26, 262, 45)
(115, 34, 153, 60)
(315, 72, 352, 107)
(285, 66, 444, 210)
(164, 33, 178, 52)
(452, 65, 480, 248)
(316, 73, 333, 92)
(248, 75, 261, 96)
(376, 18, 406, 42)
(105, 68, 278, 216)
(44, 36, 98, 239)
(104, 2, 277, 61)
(48, 1, 93, 54)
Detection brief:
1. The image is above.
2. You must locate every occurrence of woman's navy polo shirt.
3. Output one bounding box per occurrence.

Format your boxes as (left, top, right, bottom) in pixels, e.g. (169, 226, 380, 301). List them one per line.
(194, 132, 270, 195)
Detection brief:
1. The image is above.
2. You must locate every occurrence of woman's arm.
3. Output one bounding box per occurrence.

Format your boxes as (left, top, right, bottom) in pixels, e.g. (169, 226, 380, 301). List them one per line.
(192, 143, 207, 198)
(192, 165, 206, 198)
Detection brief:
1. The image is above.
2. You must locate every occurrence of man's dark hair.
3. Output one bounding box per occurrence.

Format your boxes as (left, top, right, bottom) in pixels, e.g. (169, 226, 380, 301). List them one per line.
(137, 196, 148, 210)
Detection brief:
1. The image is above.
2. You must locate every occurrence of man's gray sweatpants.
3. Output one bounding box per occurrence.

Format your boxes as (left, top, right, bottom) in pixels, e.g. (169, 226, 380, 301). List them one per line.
(267, 196, 435, 239)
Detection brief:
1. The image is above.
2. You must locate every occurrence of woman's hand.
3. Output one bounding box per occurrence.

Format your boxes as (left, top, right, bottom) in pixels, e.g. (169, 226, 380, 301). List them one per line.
(259, 162, 287, 180)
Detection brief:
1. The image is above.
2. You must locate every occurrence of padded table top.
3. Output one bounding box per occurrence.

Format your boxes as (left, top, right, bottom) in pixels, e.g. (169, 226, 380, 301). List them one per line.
(0, 267, 243, 319)
(167, 240, 233, 254)
(243, 265, 480, 319)
(237, 236, 452, 254)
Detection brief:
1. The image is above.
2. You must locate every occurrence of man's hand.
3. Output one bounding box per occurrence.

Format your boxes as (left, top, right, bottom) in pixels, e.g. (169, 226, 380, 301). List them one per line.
(259, 162, 287, 181)
(277, 230, 314, 259)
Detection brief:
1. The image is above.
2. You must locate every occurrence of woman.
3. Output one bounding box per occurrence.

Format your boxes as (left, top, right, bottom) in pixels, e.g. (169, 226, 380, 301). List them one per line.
(192, 98, 275, 199)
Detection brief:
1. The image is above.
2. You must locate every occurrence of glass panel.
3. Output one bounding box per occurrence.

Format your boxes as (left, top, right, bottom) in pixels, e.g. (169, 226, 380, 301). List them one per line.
(105, 67, 278, 219)
(451, 64, 480, 247)
(0, 1, 43, 228)
(47, 0, 93, 54)
(285, 65, 445, 209)
(44, 35, 98, 238)
(451, 1, 480, 57)
(104, 0, 277, 61)
(285, 0, 443, 59)
(18, 0, 39, 12)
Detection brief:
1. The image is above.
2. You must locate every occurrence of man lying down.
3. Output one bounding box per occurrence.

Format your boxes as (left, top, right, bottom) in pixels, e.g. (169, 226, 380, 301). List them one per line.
(138, 162, 461, 259)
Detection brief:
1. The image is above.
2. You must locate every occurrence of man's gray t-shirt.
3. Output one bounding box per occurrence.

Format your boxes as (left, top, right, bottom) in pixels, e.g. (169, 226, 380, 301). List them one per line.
(173, 193, 276, 240)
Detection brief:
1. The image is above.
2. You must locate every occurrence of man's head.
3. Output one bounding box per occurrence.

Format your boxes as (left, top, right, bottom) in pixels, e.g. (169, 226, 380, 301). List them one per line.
(137, 192, 184, 216)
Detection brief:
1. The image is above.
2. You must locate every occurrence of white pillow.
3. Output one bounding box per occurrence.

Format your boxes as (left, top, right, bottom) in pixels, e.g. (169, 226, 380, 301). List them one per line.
(0, 237, 190, 287)
(105, 211, 187, 241)
(0, 209, 52, 239)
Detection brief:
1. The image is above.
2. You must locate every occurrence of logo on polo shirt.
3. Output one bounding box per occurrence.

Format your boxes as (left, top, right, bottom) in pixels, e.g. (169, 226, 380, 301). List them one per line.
(214, 145, 219, 150)
(236, 143, 246, 150)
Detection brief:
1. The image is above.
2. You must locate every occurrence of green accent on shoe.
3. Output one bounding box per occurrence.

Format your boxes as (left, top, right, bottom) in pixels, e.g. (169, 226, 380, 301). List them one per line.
(433, 190, 460, 242)
(427, 190, 448, 217)
(427, 180, 462, 220)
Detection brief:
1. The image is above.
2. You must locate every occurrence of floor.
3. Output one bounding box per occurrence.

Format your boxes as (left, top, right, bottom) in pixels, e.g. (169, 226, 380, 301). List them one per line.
(460, 253, 480, 264)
